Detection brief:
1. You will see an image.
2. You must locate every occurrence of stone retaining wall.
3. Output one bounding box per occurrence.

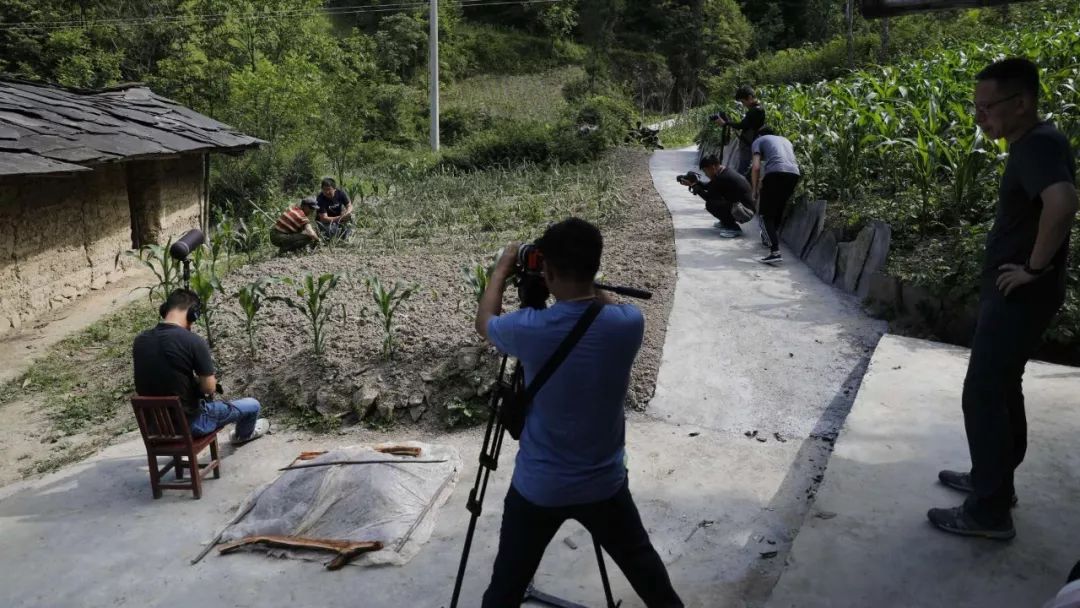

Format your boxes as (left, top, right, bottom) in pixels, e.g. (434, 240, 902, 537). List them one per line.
(780, 198, 892, 300)
(0, 156, 204, 332)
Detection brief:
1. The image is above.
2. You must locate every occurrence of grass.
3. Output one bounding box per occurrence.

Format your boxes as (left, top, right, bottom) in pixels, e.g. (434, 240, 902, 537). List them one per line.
(345, 149, 631, 254)
(0, 300, 158, 435)
(443, 66, 585, 124)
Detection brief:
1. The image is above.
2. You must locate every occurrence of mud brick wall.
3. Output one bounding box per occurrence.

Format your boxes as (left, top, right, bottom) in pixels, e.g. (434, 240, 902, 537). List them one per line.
(0, 156, 203, 332)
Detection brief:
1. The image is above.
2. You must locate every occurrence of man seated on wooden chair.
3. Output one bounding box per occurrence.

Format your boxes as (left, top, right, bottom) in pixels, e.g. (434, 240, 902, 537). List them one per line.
(133, 289, 269, 444)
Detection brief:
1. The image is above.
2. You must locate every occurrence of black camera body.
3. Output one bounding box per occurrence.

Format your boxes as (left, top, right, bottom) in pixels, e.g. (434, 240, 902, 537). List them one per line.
(708, 110, 730, 123)
(514, 243, 549, 310)
(676, 171, 701, 185)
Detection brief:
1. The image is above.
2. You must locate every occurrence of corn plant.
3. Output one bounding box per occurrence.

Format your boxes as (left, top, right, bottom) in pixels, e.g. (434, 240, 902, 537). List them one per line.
(269, 273, 342, 357)
(115, 237, 181, 301)
(366, 277, 417, 360)
(462, 258, 495, 303)
(188, 245, 226, 348)
(234, 277, 275, 356)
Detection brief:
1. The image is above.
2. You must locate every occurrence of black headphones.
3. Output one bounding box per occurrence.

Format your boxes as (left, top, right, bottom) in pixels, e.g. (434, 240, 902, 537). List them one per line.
(159, 289, 202, 325)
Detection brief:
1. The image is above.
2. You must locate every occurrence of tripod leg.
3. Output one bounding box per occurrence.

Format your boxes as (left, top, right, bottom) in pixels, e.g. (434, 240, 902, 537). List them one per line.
(593, 535, 620, 608)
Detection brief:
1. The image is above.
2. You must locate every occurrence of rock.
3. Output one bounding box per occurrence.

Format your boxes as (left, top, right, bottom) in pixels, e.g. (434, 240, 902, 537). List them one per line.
(409, 403, 427, 423)
(477, 378, 497, 397)
(780, 199, 827, 259)
(856, 222, 892, 298)
(420, 371, 435, 383)
(840, 224, 876, 293)
(377, 399, 396, 421)
(315, 390, 348, 417)
(864, 271, 901, 315)
(352, 386, 380, 418)
(408, 393, 426, 407)
(805, 229, 839, 285)
(833, 242, 852, 289)
(457, 347, 481, 371)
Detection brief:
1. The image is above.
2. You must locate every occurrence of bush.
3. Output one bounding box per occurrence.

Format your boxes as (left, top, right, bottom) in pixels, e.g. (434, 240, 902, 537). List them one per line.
(439, 107, 496, 147)
(459, 25, 586, 76)
(572, 95, 636, 149)
(442, 120, 554, 170)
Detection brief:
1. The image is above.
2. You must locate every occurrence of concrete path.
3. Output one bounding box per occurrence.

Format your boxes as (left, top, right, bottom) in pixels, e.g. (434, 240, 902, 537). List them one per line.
(0, 148, 886, 608)
(767, 335, 1080, 608)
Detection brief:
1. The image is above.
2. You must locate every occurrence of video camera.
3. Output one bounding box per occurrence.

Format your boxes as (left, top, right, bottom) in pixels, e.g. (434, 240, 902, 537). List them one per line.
(708, 110, 730, 123)
(676, 171, 702, 186)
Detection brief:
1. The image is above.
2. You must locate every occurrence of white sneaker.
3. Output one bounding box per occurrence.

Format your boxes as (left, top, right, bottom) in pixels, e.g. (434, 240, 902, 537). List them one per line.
(230, 418, 270, 445)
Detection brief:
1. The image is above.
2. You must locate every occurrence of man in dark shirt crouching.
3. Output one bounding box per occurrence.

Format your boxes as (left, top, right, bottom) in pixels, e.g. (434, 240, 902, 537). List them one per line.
(680, 154, 756, 238)
(133, 289, 268, 443)
(929, 58, 1077, 540)
(475, 218, 683, 607)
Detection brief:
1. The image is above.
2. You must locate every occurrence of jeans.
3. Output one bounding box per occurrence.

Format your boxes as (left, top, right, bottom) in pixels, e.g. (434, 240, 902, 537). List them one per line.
(482, 479, 683, 608)
(962, 279, 1063, 524)
(759, 172, 800, 253)
(190, 398, 260, 440)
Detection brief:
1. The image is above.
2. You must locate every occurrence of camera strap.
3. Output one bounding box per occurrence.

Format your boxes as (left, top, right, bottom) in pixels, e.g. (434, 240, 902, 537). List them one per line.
(522, 299, 605, 405)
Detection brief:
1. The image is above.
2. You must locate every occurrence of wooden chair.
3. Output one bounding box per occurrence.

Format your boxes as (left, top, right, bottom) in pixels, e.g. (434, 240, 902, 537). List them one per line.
(131, 396, 221, 499)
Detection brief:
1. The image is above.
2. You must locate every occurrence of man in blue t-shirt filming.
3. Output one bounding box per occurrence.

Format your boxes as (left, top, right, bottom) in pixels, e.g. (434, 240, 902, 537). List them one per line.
(474, 218, 683, 608)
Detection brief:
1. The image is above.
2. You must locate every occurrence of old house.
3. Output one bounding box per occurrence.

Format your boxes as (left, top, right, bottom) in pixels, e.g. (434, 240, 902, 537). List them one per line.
(0, 79, 263, 331)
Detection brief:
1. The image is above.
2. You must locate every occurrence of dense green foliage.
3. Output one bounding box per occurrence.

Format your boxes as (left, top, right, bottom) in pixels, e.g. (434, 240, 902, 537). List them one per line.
(698, 12, 1080, 345)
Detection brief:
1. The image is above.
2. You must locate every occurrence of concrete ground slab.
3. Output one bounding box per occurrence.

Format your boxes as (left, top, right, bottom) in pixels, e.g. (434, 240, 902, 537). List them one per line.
(2, 416, 816, 608)
(0, 149, 891, 608)
(648, 149, 885, 438)
(767, 334, 1080, 608)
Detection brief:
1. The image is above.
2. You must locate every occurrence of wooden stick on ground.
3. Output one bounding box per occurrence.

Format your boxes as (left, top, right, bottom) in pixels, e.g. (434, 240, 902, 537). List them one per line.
(278, 459, 446, 472)
(218, 535, 384, 570)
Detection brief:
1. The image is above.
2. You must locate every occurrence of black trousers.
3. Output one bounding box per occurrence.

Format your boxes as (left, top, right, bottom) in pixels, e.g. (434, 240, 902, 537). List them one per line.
(482, 480, 683, 608)
(705, 198, 739, 229)
(759, 172, 800, 253)
(962, 279, 1063, 524)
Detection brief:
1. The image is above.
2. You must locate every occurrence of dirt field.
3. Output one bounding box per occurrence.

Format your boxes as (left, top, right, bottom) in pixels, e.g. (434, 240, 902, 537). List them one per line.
(0, 148, 676, 486)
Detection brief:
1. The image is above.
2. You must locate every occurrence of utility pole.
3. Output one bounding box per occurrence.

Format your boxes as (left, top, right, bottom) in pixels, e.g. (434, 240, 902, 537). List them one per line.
(429, 0, 440, 152)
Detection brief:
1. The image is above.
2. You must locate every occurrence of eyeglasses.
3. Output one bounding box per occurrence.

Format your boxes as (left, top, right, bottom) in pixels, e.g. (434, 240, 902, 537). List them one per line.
(972, 92, 1021, 115)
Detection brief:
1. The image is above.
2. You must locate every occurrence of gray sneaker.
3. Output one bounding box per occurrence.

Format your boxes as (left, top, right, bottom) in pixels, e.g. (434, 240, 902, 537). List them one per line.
(927, 505, 1015, 540)
(718, 228, 742, 238)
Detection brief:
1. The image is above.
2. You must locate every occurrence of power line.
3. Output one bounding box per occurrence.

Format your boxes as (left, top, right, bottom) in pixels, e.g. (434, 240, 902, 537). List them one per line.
(0, 0, 565, 32)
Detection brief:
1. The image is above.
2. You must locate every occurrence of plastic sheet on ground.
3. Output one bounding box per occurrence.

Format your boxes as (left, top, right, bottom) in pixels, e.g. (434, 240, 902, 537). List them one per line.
(219, 441, 461, 567)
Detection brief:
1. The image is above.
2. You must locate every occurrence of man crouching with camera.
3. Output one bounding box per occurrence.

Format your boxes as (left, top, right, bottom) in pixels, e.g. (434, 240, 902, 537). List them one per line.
(475, 218, 683, 607)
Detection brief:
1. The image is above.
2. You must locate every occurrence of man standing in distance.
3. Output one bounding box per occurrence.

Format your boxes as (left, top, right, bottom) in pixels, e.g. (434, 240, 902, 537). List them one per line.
(713, 85, 766, 178)
(929, 58, 1077, 540)
(475, 218, 683, 608)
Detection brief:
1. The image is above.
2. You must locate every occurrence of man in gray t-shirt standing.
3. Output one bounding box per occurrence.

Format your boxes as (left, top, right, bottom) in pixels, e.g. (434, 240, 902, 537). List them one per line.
(750, 129, 801, 264)
(929, 58, 1077, 541)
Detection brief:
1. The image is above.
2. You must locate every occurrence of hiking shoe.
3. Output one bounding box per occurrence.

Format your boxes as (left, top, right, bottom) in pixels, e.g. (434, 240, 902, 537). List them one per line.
(718, 228, 743, 239)
(938, 470, 1018, 507)
(927, 505, 1015, 540)
(758, 252, 783, 265)
(230, 418, 270, 445)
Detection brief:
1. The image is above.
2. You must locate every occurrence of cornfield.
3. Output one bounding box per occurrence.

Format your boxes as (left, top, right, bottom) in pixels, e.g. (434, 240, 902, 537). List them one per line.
(698, 14, 1080, 345)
